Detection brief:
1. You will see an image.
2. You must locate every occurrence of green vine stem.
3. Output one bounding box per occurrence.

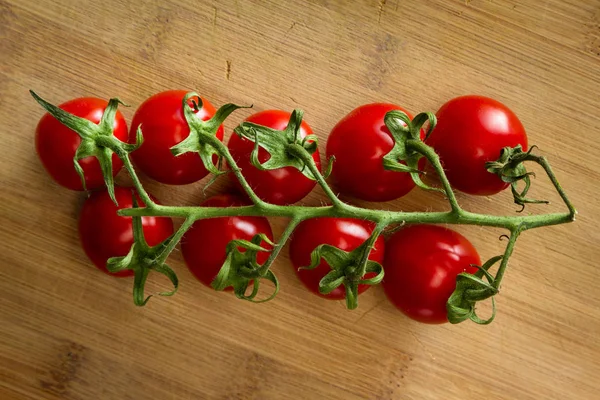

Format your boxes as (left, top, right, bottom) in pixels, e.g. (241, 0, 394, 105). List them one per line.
(117, 116, 574, 317)
(258, 217, 302, 276)
(523, 154, 577, 218)
(31, 91, 577, 323)
(356, 222, 387, 278)
(119, 127, 576, 230)
(157, 218, 195, 265)
(96, 134, 156, 208)
(492, 227, 522, 290)
(407, 139, 461, 214)
(287, 143, 343, 207)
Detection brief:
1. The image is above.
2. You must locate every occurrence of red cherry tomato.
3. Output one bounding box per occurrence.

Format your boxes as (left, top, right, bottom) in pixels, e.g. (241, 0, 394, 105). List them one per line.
(129, 90, 224, 185)
(326, 103, 422, 202)
(382, 224, 480, 324)
(426, 95, 528, 196)
(227, 110, 321, 205)
(181, 194, 274, 289)
(35, 97, 128, 190)
(78, 187, 174, 277)
(288, 217, 385, 300)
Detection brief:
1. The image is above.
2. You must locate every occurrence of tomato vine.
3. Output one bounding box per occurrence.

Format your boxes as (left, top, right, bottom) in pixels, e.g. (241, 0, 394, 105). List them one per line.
(31, 90, 577, 325)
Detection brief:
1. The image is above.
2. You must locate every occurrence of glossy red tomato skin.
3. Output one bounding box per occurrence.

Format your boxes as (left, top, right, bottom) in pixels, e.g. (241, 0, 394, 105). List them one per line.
(78, 187, 174, 277)
(181, 194, 274, 288)
(326, 103, 422, 202)
(35, 97, 128, 190)
(227, 110, 321, 205)
(426, 95, 528, 196)
(289, 217, 385, 300)
(129, 90, 224, 185)
(382, 225, 480, 324)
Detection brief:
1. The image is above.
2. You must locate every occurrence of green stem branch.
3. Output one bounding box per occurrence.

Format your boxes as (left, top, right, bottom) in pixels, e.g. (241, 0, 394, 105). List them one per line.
(357, 222, 387, 277)
(258, 217, 302, 276)
(532, 155, 577, 220)
(120, 205, 572, 232)
(155, 218, 195, 265)
(493, 227, 522, 290)
(121, 154, 155, 208)
(102, 101, 578, 316)
(407, 139, 461, 214)
(287, 143, 343, 207)
(209, 137, 267, 207)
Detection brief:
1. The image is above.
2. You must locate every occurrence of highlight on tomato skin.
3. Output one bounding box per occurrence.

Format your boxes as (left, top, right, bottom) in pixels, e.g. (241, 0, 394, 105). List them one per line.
(326, 103, 423, 202)
(382, 224, 480, 324)
(35, 97, 128, 191)
(425, 95, 528, 196)
(128, 90, 224, 185)
(227, 110, 321, 205)
(78, 186, 174, 277)
(288, 217, 385, 300)
(181, 194, 274, 289)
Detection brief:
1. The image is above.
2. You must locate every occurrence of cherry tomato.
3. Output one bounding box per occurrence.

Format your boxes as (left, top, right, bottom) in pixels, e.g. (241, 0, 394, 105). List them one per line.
(326, 103, 422, 202)
(129, 90, 224, 185)
(35, 97, 128, 190)
(426, 95, 528, 196)
(78, 187, 174, 277)
(288, 217, 385, 300)
(227, 110, 321, 205)
(382, 224, 480, 324)
(181, 194, 273, 288)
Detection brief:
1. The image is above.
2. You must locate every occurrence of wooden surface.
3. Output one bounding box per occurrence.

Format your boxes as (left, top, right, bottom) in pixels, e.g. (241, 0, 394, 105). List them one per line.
(1, 0, 600, 399)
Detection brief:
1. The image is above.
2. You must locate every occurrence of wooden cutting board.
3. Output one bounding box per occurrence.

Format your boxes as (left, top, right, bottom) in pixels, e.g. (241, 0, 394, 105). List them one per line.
(1, 0, 599, 399)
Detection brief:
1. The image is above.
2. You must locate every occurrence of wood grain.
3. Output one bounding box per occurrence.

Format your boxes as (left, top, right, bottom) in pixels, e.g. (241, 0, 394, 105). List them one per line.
(1, 0, 599, 399)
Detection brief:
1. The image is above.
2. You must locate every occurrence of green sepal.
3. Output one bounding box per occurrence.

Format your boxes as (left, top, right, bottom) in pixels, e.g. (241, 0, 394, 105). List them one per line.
(201, 161, 228, 196)
(358, 262, 385, 285)
(411, 111, 437, 140)
(132, 265, 152, 306)
(123, 125, 145, 153)
(233, 109, 320, 181)
(105, 196, 179, 306)
(381, 110, 442, 193)
(301, 237, 384, 310)
(322, 155, 335, 179)
(170, 92, 248, 175)
(106, 242, 137, 273)
(211, 234, 280, 303)
(486, 145, 550, 211)
(30, 91, 134, 205)
(446, 256, 502, 325)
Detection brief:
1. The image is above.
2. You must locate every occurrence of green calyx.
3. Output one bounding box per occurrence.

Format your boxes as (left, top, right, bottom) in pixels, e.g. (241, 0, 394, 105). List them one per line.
(446, 256, 502, 325)
(382, 110, 443, 193)
(233, 109, 334, 181)
(486, 145, 549, 211)
(106, 199, 178, 306)
(30, 91, 141, 204)
(301, 231, 384, 310)
(211, 234, 280, 302)
(170, 92, 249, 175)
